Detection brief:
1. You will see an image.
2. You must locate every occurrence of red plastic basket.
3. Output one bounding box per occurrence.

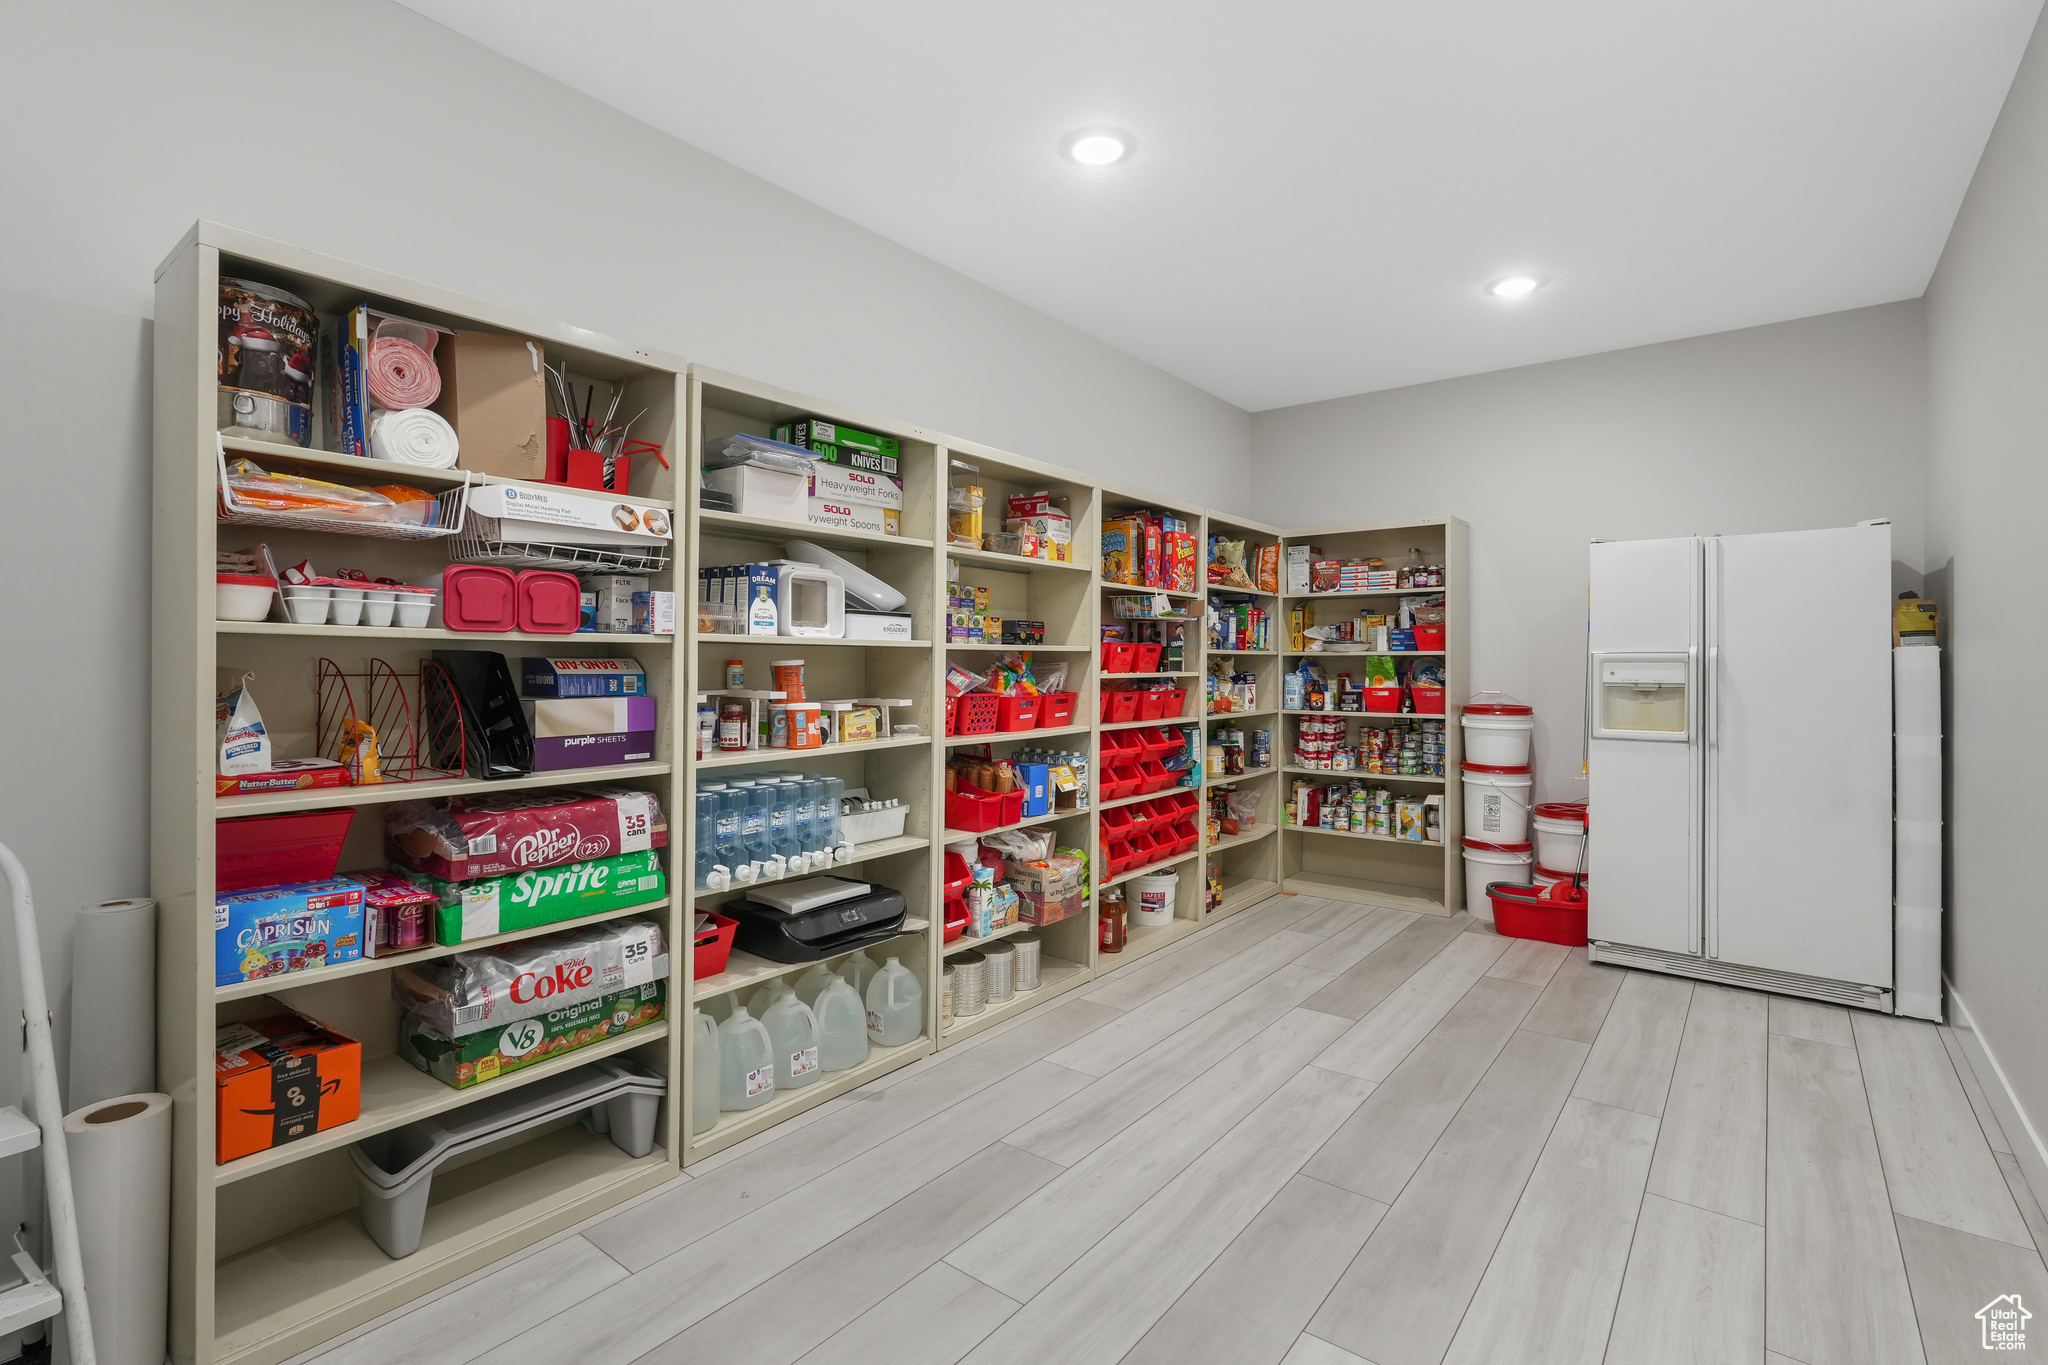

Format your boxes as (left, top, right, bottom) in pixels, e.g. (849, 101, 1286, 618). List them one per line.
(1364, 686, 1404, 713)
(1100, 805, 1135, 838)
(1106, 838, 1135, 878)
(216, 808, 356, 892)
(1103, 765, 1141, 801)
(693, 912, 740, 979)
(1127, 831, 1160, 869)
(1107, 691, 1141, 723)
(945, 696, 959, 736)
(1038, 692, 1077, 728)
(997, 695, 1042, 731)
(956, 693, 1001, 735)
(1170, 820, 1199, 856)
(945, 782, 1025, 832)
(1416, 624, 1446, 651)
(1132, 642, 1163, 673)
(1410, 685, 1446, 716)
(1137, 726, 1181, 758)
(1102, 641, 1137, 673)
(1485, 881, 1589, 947)
(1137, 691, 1167, 721)
(1155, 687, 1187, 719)
(1135, 759, 1173, 793)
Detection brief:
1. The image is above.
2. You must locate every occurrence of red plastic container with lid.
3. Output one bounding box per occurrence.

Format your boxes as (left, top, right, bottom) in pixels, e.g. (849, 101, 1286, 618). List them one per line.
(514, 570, 583, 634)
(440, 565, 519, 632)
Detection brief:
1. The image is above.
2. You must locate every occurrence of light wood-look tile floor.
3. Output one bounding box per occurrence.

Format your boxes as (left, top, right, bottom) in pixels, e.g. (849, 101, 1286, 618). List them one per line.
(289, 895, 2048, 1365)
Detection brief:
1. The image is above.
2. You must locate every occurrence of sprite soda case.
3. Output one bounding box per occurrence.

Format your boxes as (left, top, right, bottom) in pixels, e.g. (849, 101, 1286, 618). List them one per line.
(390, 849, 666, 946)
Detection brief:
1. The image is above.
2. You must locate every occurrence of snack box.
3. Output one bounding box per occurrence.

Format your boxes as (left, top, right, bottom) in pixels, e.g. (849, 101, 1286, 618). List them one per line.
(398, 979, 666, 1089)
(342, 869, 439, 958)
(807, 497, 900, 537)
(1017, 887, 1087, 926)
(1101, 519, 1143, 584)
(808, 463, 905, 511)
(773, 418, 901, 473)
(214, 1010, 362, 1163)
(214, 878, 366, 986)
(385, 787, 667, 882)
(392, 848, 667, 945)
(521, 657, 647, 697)
(1006, 851, 1086, 902)
(216, 758, 349, 797)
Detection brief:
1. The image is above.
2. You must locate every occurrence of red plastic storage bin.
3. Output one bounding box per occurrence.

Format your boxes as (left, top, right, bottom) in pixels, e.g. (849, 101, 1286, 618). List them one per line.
(1103, 766, 1141, 801)
(1102, 641, 1137, 673)
(1127, 831, 1160, 869)
(955, 694, 1001, 735)
(441, 564, 519, 632)
(1135, 759, 1173, 793)
(1100, 806, 1135, 839)
(1154, 687, 1187, 719)
(997, 695, 1041, 731)
(1100, 731, 1134, 763)
(945, 781, 1024, 833)
(1410, 685, 1446, 716)
(1107, 691, 1141, 724)
(1131, 642, 1163, 673)
(1136, 691, 1168, 721)
(1098, 691, 1116, 722)
(945, 696, 958, 736)
(1137, 726, 1182, 759)
(693, 912, 740, 979)
(1169, 820, 1199, 856)
(1364, 685, 1404, 713)
(1485, 881, 1589, 947)
(515, 570, 583, 634)
(1415, 624, 1446, 651)
(1038, 692, 1077, 728)
(1106, 838, 1135, 878)
(215, 808, 356, 892)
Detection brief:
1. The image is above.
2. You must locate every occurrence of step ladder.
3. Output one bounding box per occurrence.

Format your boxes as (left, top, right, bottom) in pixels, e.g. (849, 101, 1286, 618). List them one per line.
(0, 843, 95, 1364)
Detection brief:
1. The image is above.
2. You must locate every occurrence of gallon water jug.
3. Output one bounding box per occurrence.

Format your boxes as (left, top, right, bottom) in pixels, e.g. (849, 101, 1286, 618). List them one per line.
(794, 962, 840, 1010)
(816, 977, 870, 1072)
(837, 949, 880, 999)
(761, 992, 822, 1090)
(717, 1005, 775, 1111)
(865, 956, 923, 1046)
(694, 790, 721, 890)
(750, 977, 794, 1021)
(691, 1008, 719, 1134)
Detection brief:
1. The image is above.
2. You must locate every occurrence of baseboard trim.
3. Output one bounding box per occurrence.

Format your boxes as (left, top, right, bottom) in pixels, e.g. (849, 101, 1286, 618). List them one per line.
(1946, 977, 2048, 1223)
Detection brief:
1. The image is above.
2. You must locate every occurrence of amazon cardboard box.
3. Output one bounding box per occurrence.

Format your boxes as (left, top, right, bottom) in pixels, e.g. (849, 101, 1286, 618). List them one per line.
(447, 331, 548, 481)
(214, 1009, 362, 1164)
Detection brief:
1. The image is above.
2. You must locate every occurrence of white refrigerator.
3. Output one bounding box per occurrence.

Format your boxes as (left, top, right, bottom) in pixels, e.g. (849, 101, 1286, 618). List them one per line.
(1587, 525, 1918, 1013)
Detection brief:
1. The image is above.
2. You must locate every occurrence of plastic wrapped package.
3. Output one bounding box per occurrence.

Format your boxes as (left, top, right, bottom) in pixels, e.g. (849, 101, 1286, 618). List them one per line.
(391, 918, 669, 1038)
(701, 432, 818, 474)
(221, 459, 440, 527)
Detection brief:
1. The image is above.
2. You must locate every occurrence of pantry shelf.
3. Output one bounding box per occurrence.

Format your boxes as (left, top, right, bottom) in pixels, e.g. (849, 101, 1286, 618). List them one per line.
(212, 1021, 671, 1187)
(1279, 765, 1446, 784)
(697, 634, 932, 650)
(699, 507, 932, 552)
(1208, 586, 1278, 599)
(212, 897, 674, 1003)
(692, 917, 931, 1000)
(1204, 767, 1280, 788)
(1097, 580, 1203, 599)
(1283, 585, 1450, 600)
(1206, 824, 1279, 854)
(947, 723, 1091, 747)
(941, 958, 1090, 1042)
(950, 546, 1088, 574)
(1207, 647, 1277, 656)
(1101, 714, 1198, 731)
(1283, 649, 1446, 658)
(695, 734, 930, 769)
(213, 761, 675, 819)
(687, 1035, 932, 1159)
(945, 642, 1094, 653)
(218, 435, 679, 512)
(1281, 709, 1448, 723)
(1280, 868, 1449, 916)
(1097, 784, 1199, 813)
(1285, 823, 1447, 849)
(1207, 707, 1278, 720)
(940, 807, 1088, 844)
(1110, 670, 1199, 680)
(943, 917, 1039, 957)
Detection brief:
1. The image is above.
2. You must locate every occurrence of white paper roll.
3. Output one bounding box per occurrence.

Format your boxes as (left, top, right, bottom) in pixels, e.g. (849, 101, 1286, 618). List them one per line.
(63, 1092, 170, 1365)
(370, 406, 460, 468)
(68, 898, 155, 1110)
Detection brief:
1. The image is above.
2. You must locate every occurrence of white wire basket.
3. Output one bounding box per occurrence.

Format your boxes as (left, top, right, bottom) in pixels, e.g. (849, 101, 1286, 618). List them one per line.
(214, 439, 472, 542)
(444, 513, 672, 573)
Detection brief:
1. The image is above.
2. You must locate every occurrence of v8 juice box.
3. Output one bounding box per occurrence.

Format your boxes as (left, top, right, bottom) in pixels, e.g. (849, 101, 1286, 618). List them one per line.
(214, 879, 366, 986)
(392, 849, 668, 945)
(398, 980, 667, 1088)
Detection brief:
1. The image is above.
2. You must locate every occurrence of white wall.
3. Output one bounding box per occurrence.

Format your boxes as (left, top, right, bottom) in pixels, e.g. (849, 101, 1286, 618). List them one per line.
(1250, 300, 1928, 803)
(1925, 6, 2048, 1206)
(0, 0, 1247, 1278)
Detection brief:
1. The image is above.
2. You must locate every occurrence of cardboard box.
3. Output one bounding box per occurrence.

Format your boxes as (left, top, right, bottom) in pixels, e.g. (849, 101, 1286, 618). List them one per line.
(1102, 519, 1143, 583)
(1285, 544, 1319, 595)
(398, 980, 666, 1089)
(214, 1010, 362, 1163)
(214, 879, 366, 986)
(1895, 596, 1939, 645)
(468, 484, 674, 548)
(520, 657, 646, 697)
(631, 590, 676, 635)
(579, 576, 648, 635)
(215, 758, 349, 797)
(342, 870, 439, 958)
(774, 418, 901, 473)
(1017, 887, 1087, 926)
(1006, 851, 1086, 902)
(393, 848, 667, 944)
(807, 498, 900, 536)
(446, 331, 547, 481)
(523, 696, 658, 770)
(809, 464, 904, 510)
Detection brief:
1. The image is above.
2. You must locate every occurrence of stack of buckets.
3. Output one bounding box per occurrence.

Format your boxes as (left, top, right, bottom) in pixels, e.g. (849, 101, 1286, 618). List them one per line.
(1459, 693, 1589, 946)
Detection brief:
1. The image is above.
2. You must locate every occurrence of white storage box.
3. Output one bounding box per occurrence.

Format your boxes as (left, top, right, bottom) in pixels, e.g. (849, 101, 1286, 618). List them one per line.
(807, 497, 899, 537)
(704, 463, 808, 524)
(809, 464, 904, 511)
(846, 612, 915, 640)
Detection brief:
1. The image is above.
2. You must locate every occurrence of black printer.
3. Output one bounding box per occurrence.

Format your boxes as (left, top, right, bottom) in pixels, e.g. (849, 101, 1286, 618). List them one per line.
(728, 876, 907, 962)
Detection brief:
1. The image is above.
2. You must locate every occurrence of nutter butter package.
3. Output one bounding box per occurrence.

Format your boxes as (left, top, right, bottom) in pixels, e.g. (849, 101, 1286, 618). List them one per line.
(384, 786, 666, 881)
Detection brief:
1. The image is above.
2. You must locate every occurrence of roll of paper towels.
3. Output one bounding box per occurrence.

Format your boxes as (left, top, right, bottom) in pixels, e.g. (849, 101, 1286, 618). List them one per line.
(69, 898, 155, 1110)
(63, 1093, 170, 1365)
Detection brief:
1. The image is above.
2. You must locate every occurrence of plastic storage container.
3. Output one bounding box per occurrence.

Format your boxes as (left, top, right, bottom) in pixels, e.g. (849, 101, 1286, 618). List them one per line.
(761, 992, 822, 1091)
(1531, 801, 1589, 875)
(215, 807, 354, 892)
(691, 1009, 719, 1135)
(1462, 837, 1533, 893)
(440, 565, 519, 632)
(836, 950, 880, 1000)
(1463, 762, 1533, 843)
(865, 957, 922, 1045)
(717, 1006, 776, 1111)
(1130, 869, 1178, 926)
(216, 573, 275, 622)
(693, 912, 738, 979)
(815, 977, 870, 1072)
(1461, 693, 1535, 766)
(515, 570, 583, 634)
(1485, 879, 1589, 947)
(794, 961, 840, 1009)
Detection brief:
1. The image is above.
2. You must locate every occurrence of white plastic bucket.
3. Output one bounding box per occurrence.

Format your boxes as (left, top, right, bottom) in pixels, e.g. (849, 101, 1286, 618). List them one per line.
(1461, 705, 1534, 767)
(1462, 838, 1532, 891)
(1531, 811, 1588, 876)
(1463, 764, 1533, 843)
(1131, 871, 1178, 927)
(1533, 865, 1590, 890)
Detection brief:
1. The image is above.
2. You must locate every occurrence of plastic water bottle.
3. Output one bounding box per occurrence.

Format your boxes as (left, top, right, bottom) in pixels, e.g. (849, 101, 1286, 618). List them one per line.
(799, 776, 828, 863)
(790, 778, 818, 868)
(714, 787, 747, 874)
(769, 780, 804, 865)
(717, 1005, 775, 1111)
(691, 1008, 719, 1133)
(794, 962, 840, 1010)
(819, 775, 846, 856)
(694, 789, 721, 890)
(836, 949, 880, 1000)
(815, 977, 870, 1072)
(761, 992, 822, 1090)
(865, 956, 923, 1046)
(740, 783, 774, 865)
(750, 977, 794, 1020)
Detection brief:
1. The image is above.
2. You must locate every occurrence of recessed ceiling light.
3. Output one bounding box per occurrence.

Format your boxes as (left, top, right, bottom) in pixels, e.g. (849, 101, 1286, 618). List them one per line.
(1487, 275, 1542, 299)
(1064, 130, 1131, 166)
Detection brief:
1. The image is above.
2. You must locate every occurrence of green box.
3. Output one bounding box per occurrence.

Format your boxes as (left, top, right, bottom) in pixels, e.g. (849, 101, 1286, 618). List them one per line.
(772, 417, 900, 475)
(398, 980, 666, 1088)
(392, 850, 666, 946)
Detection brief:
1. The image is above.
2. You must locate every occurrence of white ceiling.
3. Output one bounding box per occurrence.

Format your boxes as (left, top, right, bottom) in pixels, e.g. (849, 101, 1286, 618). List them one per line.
(399, 0, 2040, 412)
